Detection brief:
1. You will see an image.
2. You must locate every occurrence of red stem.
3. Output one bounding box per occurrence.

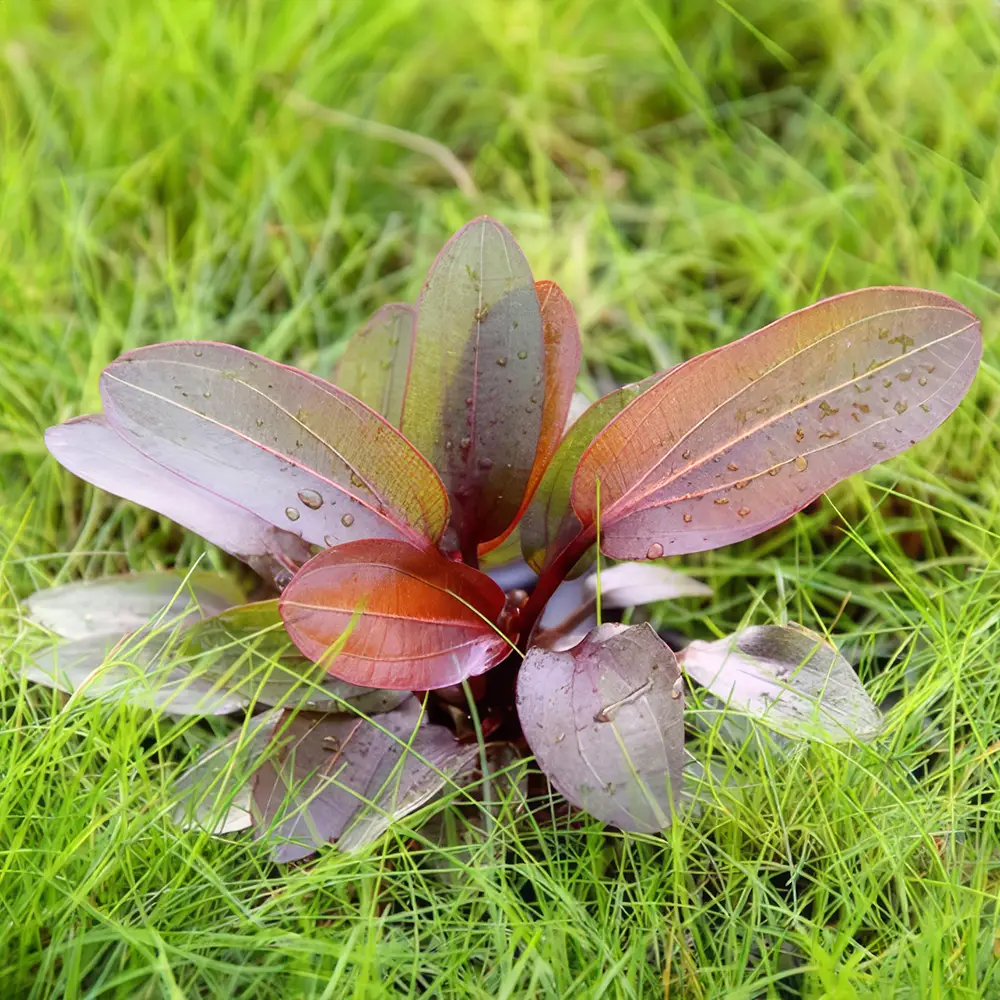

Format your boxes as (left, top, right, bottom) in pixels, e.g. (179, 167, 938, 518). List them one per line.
(517, 524, 597, 647)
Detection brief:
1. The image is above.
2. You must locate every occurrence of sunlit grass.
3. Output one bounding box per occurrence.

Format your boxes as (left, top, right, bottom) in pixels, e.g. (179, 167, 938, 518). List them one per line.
(2, 0, 1000, 996)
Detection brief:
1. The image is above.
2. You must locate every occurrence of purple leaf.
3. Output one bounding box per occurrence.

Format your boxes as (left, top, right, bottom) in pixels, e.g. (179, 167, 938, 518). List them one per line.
(99, 341, 449, 551)
(45, 416, 311, 587)
(251, 697, 483, 861)
(516, 623, 685, 832)
(678, 624, 882, 741)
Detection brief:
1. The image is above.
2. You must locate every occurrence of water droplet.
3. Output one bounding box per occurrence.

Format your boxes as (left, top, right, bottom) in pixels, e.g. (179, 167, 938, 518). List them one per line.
(794, 455, 808, 472)
(734, 479, 749, 490)
(898, 371, 912, 382)
(202, 392, 211, 399)
(460, 437, 472, 450)
(795, 428, 804, 443)
(496, 357, 508, 367)
(388, 335, 399, 347)
(681, 449, 692, 460)
(682, 513, 693, 523)
(768, 467, 781, 477)
(256, 419, 264, 427)
(882, 378, 893, 389)
(738, 507, 751, 518)
(646, 543, 664, 559)
(298, 489, 323, 510)
(465, 396, 474, 406)
(194, 349, 203, 357)
(517, 350, 528, 360)
(920, 403, 930, 413)
(918, 377, 927, 387)
(894, 400, 908, 415)
(477, 456, 493, 470)
(324, 534, 336, 547)
(727, 463, 739, 471)
(873, 441, 886, 451)
(713, 498, 729, 505)
(285, 507, 300, 521)
(341, 513, 355, 527)
(445, 440, 454, 451)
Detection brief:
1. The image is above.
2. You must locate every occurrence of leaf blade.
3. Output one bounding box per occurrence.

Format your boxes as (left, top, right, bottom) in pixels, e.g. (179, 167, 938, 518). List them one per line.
(100, 342, 450, 550)
(573, 289, 982, 558)
(401, 217, 546, 549)
(279, 539, 511, 690)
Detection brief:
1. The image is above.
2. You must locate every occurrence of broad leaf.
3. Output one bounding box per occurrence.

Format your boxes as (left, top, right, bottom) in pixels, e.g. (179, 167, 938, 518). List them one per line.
(573, 289, 982, 558)
(279, 538, 511, 690)
(334, 303, 415, 426)
(479, 280, 582, 554)
(534, 562, 712, 651)
(181, 600, 408, 713)
(252, 698, 482, 862)
(401, 217, 545, 551)
(521, 375, 660, 574)
(516, 622, 685, 832)
(100, 341, 449, 551)
(22, 631, 249, 716)
(45, 416, 311, 587)
(23, 570, 243, 641)
(678, 624, 882, 741)
(172, 709, 283, 835)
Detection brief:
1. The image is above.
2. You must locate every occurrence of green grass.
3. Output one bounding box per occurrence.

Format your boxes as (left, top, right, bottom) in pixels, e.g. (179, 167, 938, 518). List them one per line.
(3, 0, 1000, 995)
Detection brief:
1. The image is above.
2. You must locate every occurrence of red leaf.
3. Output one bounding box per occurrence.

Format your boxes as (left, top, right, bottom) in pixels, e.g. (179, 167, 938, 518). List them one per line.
(279, 539, 512, 691)
(573, 288, 982, 558)
(479, 280, 582, 555)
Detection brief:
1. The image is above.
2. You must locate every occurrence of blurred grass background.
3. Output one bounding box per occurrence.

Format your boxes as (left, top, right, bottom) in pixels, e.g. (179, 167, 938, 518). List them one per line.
(2, 1, 1000, 997)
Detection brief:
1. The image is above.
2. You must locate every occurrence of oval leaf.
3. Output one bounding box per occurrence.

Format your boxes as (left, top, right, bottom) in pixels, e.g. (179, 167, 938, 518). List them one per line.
(182, 600, 409, 714)
(521, 376, 660, 573)
(334, 303, 415, 426)
(678, 624, 882, 741)
(23, 570, 243, 641)
(401, 217, 545, 550)
(279, 538, 511, 690)
(516, 622, 685, 832)
(100, 342, 449, 550)
(573, 288, 982, 558)
(479, 280, 582, 554)
(45, 416, 311, 587)
(252, 698, 483, 862)
(172, 709, 284, 835)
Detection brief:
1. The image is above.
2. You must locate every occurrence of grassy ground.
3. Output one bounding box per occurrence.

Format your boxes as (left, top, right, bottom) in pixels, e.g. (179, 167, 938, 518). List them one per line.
(2, 0, 1000, 996)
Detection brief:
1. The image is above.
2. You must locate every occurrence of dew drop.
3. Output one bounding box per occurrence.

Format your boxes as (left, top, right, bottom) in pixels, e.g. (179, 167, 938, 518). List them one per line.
(517, 350, 528, 360)
(918, 376, 928, 387)
(882, 378, 893, 389)
(738, 507, 751, 518)
(256, 419, 265, 427)
(646, 542, 664, 559)
(794, 455, 808, 472)
(681, 449, 692, 460)
(194, 349, 203, 357)
(460, 437, 472, 450)
(297, 489, 323, 510)
(341, 513, 355, 527)
(734, 479, 749, 490)
(285, 507, 300, 521)
(713, 498, 729, 505)
(465, 396, 474, 406)
(496, 357, 508, 367)
(477, 456, 493, 470)
(682, 513, 693, 523)
(202, 392, 211, 399)
(795, 428, 804, 443)
(445, 440, 454, 451)
(767, 467, 781, 477)
(727, 463, 739, 471)
(324, 535, 336, 547)
(873, 441, 886, 451)
(274, 570, 293, 590)
(894, 400, 908, 415)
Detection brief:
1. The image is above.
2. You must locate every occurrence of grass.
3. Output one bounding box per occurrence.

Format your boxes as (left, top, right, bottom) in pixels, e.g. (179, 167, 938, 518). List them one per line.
(2, 0, 1000, 995)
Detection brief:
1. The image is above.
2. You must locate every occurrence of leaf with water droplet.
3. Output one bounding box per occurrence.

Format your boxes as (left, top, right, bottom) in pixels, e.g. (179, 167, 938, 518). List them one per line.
(573, 289, 981, 559)
(516, 623, 685, 832)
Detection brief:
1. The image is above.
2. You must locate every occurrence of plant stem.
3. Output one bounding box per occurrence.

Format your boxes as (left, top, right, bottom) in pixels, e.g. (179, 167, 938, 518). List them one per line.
(517, 524, 597, 646)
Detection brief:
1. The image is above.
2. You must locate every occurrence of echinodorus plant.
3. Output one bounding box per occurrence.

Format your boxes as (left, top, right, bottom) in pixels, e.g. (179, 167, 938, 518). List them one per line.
(24, 216, 982, 861)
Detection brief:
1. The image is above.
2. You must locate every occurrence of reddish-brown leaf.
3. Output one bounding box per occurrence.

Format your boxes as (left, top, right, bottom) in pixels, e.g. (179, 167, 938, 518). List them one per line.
(479, 280, 582, 555)
(573, 288, 982, 558)
(279, 538, 511, 691)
